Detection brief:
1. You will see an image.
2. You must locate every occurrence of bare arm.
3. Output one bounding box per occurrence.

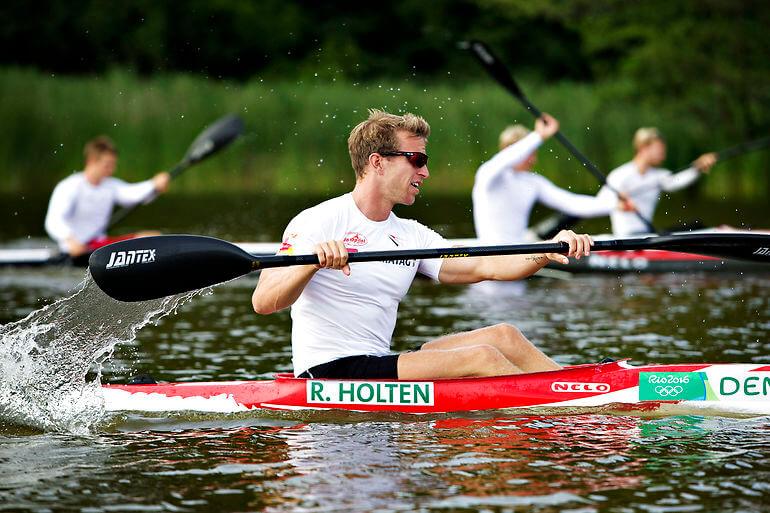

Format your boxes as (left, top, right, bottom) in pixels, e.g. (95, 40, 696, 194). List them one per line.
(438, 253, 551, 284)
(252, 240, 350, 314)
(536, 176, 618, 217)
(660, 152, 717, 192)
(252, 265, 319, 314)
(438, 230, 592, 284)
(113, 178, 157, 206)
(479, 132, 543, 184)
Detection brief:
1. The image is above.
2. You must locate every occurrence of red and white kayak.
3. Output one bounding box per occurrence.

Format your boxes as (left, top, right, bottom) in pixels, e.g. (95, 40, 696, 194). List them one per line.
(102, 361, 770, 416)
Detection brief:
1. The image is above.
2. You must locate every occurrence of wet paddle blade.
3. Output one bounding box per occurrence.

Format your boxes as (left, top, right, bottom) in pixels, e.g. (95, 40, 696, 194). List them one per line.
(109, 114, 245, 228)
(89, 235, 256, 302)
(461, 40, 525, 98)
(182, 114, 245, 168)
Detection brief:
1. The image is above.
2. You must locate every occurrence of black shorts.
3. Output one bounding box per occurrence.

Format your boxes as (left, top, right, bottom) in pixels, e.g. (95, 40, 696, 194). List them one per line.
(298, 354, 400, 379)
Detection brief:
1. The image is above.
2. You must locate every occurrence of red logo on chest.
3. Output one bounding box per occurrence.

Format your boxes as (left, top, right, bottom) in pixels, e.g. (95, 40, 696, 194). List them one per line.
(343, 232, 368, 247)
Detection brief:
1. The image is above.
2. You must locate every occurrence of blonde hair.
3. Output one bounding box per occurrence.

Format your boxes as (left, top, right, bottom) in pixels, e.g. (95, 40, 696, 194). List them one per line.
(498, 124, 531, 150)
(347, 109, 430, 178)
(83, 135, 117, 162)
(633, 127, 663, 151)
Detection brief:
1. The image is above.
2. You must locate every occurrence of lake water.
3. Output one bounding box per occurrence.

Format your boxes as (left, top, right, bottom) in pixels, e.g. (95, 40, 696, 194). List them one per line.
(1, 193, 769, 512)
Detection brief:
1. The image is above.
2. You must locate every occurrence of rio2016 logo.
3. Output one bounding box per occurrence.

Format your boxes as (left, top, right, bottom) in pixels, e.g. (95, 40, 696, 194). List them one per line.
(639, 372, 706, 402)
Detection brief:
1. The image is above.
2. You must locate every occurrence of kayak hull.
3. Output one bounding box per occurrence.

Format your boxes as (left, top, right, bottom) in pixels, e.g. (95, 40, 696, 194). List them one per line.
(102, 361, 770, 416)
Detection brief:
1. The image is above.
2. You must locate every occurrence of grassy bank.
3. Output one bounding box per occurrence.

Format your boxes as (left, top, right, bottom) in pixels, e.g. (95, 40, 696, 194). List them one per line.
(1, 68, 766, 198)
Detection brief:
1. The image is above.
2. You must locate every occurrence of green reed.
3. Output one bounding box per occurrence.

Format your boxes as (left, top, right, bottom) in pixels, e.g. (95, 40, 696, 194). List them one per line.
(0, 68, 765, 198)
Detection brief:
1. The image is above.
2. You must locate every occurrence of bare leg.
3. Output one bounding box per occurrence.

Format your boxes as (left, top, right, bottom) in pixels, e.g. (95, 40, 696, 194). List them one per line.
(423, 323, 561, 373)
(398, 344, 521, 379)
(398, 323, 560, 380)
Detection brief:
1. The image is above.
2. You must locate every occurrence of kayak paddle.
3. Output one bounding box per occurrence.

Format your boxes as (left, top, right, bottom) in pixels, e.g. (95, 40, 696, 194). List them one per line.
(625, 134, 770, 197)
(109, 114, 245, 228)
(527, 135, 770, 234)
(709, 134, 770, 164)
(89, 233, 770, 302)
(460, 39, 659, 234)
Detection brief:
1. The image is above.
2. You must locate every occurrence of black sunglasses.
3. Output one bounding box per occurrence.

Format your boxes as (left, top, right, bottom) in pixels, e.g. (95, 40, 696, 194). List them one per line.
(379, 151, 429, 168)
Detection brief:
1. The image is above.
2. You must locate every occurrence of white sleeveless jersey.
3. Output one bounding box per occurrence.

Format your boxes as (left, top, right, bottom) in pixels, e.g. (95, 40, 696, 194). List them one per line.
(44, 172, 155, 251)
(277, 193, 447, 376)
(473, 132, 615, 243)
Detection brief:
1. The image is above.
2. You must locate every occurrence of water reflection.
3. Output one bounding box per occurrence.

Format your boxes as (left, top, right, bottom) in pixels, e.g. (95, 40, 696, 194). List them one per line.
(1, 398, 768, 512)
(425, 417, 644, 498)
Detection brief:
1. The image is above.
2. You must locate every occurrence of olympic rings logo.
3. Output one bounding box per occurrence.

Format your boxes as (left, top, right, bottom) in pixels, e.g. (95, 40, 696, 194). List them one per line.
(654, 385, 684, 397)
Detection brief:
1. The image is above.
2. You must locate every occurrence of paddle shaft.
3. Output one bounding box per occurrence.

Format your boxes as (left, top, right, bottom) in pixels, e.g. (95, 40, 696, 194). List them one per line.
(712, 135, 770, 163)
(512, 94, 610, 185)
(108, 114, 244, 229)
(624, 134, 770, 197)
(533, 136, 770, 231)
(88, 232, 770, 302)
(500, 79, 660, 235)
(464, 40, 658, 234)
(674, 134, 770, 173)
(108, 160, 188, 229)
(248, 235, 768, 270)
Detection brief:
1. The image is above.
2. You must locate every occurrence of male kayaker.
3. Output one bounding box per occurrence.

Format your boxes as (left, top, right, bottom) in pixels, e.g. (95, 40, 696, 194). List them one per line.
(596, 127, 717, 236)
(472, 113, 633, 244)
(44, 135, 170, 260)
(252, 109, 593, 380)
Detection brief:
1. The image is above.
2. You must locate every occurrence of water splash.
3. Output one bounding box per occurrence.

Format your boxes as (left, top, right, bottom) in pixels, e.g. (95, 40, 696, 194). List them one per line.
(0, 272, 200, 434)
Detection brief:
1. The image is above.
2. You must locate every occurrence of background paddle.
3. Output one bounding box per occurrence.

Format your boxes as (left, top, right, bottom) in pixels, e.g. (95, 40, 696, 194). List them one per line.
(89, 233, 770, 302)
(532, 134, 770, 237)
(626, 134, 770, 197)
(709, 134, 770, 164)
(460, 40, 658, 234)
(108, 114, 245, 228)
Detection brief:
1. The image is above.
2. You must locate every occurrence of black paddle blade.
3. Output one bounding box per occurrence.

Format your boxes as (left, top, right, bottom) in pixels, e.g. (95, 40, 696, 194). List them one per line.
(461, 40, 523, 97)
(183, 114, 244, 166)
(89, 235, 255, 302)
(647, 233, 770, 262)
(589, 233, 770, 263)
